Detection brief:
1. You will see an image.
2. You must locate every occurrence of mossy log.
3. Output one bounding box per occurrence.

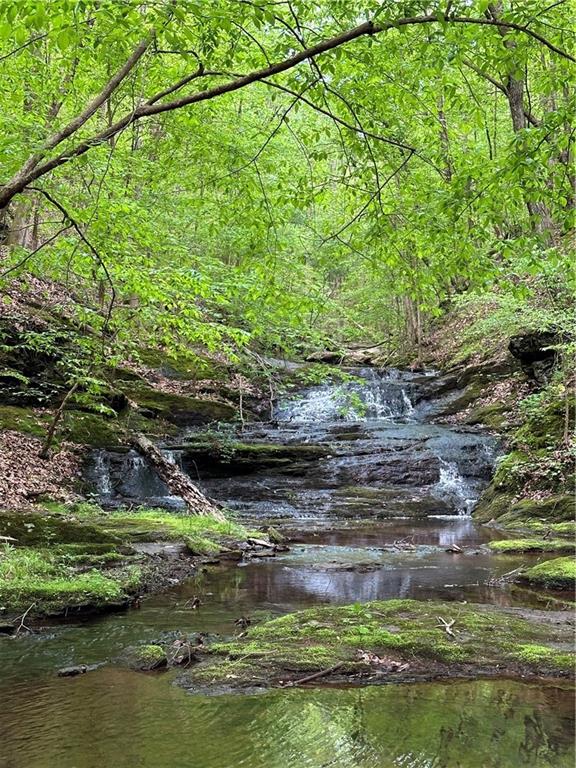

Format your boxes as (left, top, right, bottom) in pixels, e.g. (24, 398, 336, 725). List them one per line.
(133, 435, 225, 521)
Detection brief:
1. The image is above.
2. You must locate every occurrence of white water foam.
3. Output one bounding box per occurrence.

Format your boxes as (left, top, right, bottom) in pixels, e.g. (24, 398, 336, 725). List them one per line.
(275, 372, 416, 424)
(434, 458, 477, 516)
(93, 451, 112, 497)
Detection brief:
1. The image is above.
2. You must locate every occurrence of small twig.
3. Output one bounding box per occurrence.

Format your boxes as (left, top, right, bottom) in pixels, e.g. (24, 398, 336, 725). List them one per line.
(0, 225, 71, 278)
(279, 662, 344, 688)
(13, 603, 35, 636)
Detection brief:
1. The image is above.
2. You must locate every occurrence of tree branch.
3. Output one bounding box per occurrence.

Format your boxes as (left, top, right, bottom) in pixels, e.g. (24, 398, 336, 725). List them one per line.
(462, 58, 541, 127)
(28, 188, 116, 334)
(0, 13, 572, 208)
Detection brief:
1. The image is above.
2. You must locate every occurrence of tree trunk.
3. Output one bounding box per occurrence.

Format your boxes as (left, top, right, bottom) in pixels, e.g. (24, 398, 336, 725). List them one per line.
(488, 2, 554, 237)
(133, 435, 225, 521)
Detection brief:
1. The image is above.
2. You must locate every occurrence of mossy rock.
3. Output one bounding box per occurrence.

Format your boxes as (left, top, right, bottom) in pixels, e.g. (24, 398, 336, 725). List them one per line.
(0, 405, 53, 437)
(514, 401, 571, 451)
(179, 599, 574, 692)
(118, 644, 168, 671)
(488, 538, 576, 554)
(475, 490, 574, 527)
(520, 557, 576, 590)
(176, 438, 328, 476)
(117, 382, 235, 426)
(61, 407, 180, 448)
(464, 402, 510, 430)
(0, 510, 119, 546)
(136, 349, 228, 381)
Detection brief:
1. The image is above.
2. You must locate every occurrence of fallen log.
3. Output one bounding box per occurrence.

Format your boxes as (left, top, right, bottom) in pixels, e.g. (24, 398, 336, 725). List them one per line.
(133, 435, 225, 521)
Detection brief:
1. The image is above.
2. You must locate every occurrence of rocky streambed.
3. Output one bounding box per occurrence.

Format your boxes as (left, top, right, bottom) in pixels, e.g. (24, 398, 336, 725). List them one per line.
(0, 367, 573, 768)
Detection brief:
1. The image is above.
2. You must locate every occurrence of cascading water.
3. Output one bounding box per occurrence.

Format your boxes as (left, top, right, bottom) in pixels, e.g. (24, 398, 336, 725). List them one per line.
(90, 450, 113, 498)
(274, 368, 417, 424)
(433, 458, 477, 515)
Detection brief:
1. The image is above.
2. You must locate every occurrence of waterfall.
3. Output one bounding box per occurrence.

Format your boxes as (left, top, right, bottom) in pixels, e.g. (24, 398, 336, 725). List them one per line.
(274, 370, 417, 424)
(401, 389, 415, 417)
(433, 458, 476, 516)
(92, 450, 112, 497)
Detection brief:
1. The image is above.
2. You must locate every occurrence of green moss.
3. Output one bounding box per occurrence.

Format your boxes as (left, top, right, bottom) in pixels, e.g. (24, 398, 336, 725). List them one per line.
(65, 503, 250, 550)
(522, 557, 576, 590)
(0, 545, 127, 611)
(119, 644, 167, 670)
(514, 402, 566, 450)
(475, 492, 574, 527)
(177, 438, 328, 471)
(116, 382, 234, 425)
(0, 509, 120, 545)
(184, 599, 574, 689)
(136, 349, 227, 381)
(513, 644, 574, 671)
(521, 519, 576, 536)
(464, 402, 510, 430)
(185, 535, 221, 555)
(61, 410, 125, 447)
(488, 539, 575, 554)
(0, 405, 49, 436)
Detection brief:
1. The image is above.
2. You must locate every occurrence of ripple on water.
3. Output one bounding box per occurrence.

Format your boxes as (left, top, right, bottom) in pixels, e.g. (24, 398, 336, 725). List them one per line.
(0, 670, 573, 768)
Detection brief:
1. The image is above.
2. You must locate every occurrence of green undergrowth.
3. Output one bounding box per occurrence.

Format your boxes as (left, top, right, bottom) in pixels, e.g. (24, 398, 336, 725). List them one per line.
(521, 557, 576, 590)
(488, 539, 575, 554)
(0, 503, 251, 614)
(182, 599, 574, 690)
(0, 544, 138, 612)
(65, 503, 250, 545)
(521, 519, 576, 536)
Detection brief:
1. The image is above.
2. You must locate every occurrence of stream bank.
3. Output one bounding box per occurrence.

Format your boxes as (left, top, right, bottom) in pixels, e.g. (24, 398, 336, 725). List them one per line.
(0, 362, 574, 767)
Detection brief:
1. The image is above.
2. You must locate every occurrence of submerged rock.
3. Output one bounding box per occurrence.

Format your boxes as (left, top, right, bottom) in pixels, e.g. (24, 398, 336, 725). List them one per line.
(57, 665, 89, 677)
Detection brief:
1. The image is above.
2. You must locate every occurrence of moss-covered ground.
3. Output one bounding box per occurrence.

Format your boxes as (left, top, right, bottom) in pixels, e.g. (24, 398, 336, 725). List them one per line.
(520, 557, 576, 590)
(488, 538, 575, 554)
(180, 599, 575, 691)
(0, 544, 139, 612)
(0, 504, 253, 616)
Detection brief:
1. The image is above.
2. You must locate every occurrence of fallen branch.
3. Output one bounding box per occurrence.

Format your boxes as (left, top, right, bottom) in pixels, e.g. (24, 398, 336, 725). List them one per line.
(247, 536, 275, 549)
(436, 617, 456, 637)
(279, 662, 344, 688)
(487, 566, 524, 585)
(133, 435, 225, 521)
(13, 603, 35, 636)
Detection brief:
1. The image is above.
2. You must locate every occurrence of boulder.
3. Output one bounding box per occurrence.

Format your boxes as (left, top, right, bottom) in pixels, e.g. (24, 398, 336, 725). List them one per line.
(509, 332, 558, 384)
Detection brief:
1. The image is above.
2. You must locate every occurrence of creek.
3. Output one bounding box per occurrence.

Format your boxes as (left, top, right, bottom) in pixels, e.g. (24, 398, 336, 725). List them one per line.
(0, 369, 573, 768)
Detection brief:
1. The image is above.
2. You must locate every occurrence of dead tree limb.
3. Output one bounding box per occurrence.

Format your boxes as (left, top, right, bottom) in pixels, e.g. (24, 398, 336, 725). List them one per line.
(279, 662, 344, 688)
(133, 435, 225, 521)
(437, 617, 456, 637)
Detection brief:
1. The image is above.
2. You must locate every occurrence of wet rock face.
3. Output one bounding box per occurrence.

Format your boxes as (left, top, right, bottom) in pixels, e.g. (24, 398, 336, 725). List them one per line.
(509, 332, 558, 383)
(86, 368, 497, 520)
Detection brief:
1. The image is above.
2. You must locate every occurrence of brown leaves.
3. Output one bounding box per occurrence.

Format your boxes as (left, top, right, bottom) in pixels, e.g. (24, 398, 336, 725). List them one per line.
(0, 430, 82, 509)
(355, 649, 409, 672)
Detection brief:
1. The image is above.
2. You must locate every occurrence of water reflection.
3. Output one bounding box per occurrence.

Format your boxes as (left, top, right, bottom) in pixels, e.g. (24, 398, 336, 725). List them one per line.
(0, 671, 572, 768)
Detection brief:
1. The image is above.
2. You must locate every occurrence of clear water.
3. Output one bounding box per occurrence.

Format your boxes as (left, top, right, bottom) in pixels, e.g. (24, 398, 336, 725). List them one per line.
(1, 369, 573, 767)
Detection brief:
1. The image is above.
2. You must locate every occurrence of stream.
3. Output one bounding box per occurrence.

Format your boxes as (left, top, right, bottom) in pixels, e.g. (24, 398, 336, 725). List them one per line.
(0, 369, 573, 767)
